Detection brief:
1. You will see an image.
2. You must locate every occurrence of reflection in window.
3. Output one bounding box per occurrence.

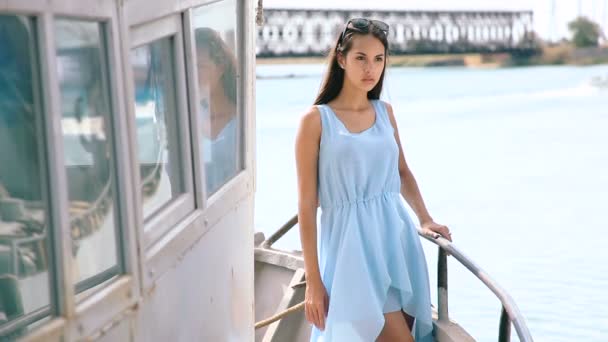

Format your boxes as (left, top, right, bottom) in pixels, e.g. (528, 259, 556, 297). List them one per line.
(0, 15, 51, 335)
(193, 0, 242, 196)
(131, 38, 184, 218)
(55, 19, 119, 289)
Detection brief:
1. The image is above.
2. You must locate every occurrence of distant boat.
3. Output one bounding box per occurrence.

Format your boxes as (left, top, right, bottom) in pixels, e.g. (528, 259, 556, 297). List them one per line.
(590, 75, 608, 89)
(254, 215, 534, 342)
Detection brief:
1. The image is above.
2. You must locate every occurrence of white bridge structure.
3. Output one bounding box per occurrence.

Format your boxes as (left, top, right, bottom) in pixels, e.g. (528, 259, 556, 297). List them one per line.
(257, 2, 536, 56)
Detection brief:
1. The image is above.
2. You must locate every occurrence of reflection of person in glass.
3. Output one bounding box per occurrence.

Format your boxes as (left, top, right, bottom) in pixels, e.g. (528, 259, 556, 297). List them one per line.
(195, 27, 238, 195)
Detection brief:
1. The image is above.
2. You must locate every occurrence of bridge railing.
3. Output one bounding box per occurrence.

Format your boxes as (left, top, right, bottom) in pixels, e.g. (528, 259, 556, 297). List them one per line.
(256, 9, 538, 57)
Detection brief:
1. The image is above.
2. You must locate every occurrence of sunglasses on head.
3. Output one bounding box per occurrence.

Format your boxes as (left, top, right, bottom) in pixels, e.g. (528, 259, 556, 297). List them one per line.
(339, 18, 390, 44)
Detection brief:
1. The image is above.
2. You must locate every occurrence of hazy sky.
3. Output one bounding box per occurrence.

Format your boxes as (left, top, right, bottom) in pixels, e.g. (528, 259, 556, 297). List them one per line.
(265, 0, 608, 41)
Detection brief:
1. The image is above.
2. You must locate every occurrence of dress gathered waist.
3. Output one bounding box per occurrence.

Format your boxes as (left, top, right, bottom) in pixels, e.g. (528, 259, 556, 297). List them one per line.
(320, 191, 400, 210)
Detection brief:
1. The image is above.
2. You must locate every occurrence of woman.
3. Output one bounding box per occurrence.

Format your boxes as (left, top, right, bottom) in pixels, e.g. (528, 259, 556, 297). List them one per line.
(294, 18, 452, 342)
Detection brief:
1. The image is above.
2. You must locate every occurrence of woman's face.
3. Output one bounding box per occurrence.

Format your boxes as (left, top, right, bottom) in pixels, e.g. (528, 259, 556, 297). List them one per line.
(197, 47, 222, 95)
(338, 34, 386, 92)
(197, 45, 233, 139)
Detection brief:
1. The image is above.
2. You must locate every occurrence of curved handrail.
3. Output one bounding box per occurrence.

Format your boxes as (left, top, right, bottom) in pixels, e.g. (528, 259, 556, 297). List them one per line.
(419, 231, 533, 342)
(70, 142, 164, 240)
(258, 214, 534, 341)
(70, 180, 112, 224)
(68, 179, 112, 241)
(140, 140, 165, 190)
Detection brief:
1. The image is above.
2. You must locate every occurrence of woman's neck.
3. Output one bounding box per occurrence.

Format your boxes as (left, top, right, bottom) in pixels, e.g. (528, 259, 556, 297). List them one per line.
(331, 78, 371, 110)
(205, 84, 236, 139)
(209, 85, 234, 113)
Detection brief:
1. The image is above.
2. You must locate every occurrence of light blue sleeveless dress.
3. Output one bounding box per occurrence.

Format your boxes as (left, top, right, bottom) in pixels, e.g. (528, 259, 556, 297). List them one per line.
(310, 100, 434, 342)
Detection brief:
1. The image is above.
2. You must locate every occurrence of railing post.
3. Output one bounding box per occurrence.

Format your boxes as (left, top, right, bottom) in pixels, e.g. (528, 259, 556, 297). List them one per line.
(437, 247, 449, 322)
(261, 214, 298, 249)
(499, 306, 512, 342)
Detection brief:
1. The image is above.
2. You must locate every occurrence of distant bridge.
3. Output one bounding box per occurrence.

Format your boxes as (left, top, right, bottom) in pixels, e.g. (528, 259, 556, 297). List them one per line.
(257, 9, 536, 57)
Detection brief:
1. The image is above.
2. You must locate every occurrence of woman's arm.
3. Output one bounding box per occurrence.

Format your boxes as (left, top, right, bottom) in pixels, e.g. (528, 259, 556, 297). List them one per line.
(295, 106, 329, 330)
(384, 101, 452, 241)
(295, 106, 323, 283)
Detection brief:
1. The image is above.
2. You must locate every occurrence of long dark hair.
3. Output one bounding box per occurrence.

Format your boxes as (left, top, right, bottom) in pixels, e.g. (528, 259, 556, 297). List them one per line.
(195, 27, 237, 105)
(313, 23, 389, 105)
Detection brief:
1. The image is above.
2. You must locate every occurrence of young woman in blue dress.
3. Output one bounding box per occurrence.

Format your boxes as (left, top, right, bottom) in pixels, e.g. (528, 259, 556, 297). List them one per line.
(295, 18, 453, 342)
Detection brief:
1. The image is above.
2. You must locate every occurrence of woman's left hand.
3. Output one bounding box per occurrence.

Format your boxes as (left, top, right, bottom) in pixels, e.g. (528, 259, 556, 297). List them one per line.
(421, 221, 452, 242)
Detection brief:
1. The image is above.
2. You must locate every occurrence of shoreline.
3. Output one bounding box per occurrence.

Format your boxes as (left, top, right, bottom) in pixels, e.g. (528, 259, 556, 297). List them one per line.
(257, 45, 608, 68)
(256, 53, 491, 68)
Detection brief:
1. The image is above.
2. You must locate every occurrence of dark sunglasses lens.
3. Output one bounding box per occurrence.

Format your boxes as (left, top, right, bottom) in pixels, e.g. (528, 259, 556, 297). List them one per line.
(343, 18, 389, 39)
(372, 20, 389, 31)
(350, 18, 370, 29)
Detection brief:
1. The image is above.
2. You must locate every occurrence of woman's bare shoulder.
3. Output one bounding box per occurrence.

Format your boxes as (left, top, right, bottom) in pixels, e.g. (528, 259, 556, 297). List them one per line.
(297, 105, 322, 137)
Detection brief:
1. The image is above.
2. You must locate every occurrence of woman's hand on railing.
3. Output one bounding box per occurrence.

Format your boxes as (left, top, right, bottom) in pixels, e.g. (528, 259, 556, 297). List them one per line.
(420, 220, 452, 242)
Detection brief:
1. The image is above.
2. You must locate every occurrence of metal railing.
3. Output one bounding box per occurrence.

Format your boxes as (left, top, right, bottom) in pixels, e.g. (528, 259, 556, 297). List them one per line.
(421, 232, 533, 342)
(258, 213, 534, 341)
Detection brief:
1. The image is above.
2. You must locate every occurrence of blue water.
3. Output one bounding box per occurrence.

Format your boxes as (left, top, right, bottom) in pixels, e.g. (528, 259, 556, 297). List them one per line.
(254, 63, 608, 341)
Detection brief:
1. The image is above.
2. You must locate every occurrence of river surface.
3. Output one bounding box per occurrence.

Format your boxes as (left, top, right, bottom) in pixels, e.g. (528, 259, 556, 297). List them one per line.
(255, 63, 608, 341)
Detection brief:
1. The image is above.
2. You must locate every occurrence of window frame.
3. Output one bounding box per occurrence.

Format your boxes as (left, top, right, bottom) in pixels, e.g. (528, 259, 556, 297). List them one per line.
(1, 0, 256, 339)
(0, 0, 141, 339)
(53, 15, 124, 293)
(124, 0, 254, 292)
(0, 13, 55, 339)
(46, 8, 140, 341)
(185, 0, 248, 209)
(126, 14, 196, 248)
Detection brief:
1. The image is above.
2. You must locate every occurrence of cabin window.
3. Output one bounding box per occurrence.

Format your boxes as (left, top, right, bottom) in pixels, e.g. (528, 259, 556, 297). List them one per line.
(192, 0, 242, 197)
(131, 37, 186, 219)
(0, 14, 53, 336)
(54, 19, 120, 291)
(129, 15, 195, 247)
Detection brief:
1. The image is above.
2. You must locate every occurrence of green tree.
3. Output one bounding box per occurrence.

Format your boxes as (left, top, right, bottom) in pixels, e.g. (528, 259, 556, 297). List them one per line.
(568, 16, 601, 47)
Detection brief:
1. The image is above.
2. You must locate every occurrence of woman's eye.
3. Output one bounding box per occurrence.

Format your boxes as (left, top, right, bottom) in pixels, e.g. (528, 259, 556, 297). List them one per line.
(356, 56, 365, 60)
(376, 57, 383, 62)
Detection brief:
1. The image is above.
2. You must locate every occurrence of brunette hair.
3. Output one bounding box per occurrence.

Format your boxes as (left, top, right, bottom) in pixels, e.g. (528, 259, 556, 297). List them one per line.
(195, 27, 237, 105)
(313, 22, 389, 105)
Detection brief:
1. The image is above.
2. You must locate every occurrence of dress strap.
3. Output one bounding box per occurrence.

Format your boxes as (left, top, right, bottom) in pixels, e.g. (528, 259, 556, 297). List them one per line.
(372, 100, 386, 127)
(315, 104, 335, 142)
(372, 100, 394, 133)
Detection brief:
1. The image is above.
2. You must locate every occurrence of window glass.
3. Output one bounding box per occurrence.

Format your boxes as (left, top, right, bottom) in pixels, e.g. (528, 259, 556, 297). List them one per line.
(193, 0, 242, 196)
(0, 14, 52, 335)
(55, 19, 119, 288)
(131, 37, 185, 218)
